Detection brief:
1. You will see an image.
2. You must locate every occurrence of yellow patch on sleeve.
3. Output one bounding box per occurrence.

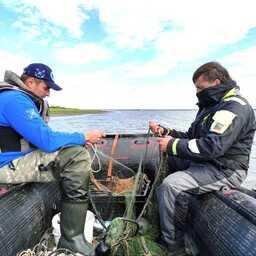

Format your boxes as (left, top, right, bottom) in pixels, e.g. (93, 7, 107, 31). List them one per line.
(210, 110, 237, 134)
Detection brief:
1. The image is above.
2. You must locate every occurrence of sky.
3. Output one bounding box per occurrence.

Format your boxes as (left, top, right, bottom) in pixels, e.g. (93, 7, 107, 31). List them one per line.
(0, 0, 256, 109)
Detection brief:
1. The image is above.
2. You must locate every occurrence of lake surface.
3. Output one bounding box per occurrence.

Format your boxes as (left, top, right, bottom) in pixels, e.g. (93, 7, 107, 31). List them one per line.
(49, 110, 256, 189)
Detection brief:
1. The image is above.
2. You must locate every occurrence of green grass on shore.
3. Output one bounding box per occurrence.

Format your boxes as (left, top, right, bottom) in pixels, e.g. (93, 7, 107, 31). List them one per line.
(49, 106, 106, 116)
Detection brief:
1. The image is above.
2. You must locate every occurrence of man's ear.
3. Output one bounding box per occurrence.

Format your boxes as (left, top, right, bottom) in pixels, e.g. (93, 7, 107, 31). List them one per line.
(214, 78, 221, 86)
(24, 77, 34, 88)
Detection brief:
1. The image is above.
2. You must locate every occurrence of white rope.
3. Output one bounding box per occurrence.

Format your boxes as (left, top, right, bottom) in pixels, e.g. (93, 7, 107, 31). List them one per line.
(87, 143, 135, 176)
(87, 143, 102, 174)
(95, 149, 135, 176)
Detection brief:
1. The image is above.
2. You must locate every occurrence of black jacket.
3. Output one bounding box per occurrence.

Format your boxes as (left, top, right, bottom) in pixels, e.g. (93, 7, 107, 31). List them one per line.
(167, 83, 256, 172)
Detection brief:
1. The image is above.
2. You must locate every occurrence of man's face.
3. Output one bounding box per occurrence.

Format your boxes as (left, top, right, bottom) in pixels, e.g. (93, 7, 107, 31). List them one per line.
(194, 74, 220, 93)
(25, 77, 50, 98)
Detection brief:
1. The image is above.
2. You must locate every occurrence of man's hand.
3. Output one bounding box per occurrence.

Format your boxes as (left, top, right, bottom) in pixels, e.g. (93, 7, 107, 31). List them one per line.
(149, 121, 164, 135)
(157, 136, 173, 152)
(85, 130, 105, 144)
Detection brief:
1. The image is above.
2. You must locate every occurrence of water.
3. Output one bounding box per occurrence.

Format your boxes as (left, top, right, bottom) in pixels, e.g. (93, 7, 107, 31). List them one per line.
(49, 110, 256, 189)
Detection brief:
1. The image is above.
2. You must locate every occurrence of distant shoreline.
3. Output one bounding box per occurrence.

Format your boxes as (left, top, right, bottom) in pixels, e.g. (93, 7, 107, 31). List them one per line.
(49, 107, 256, 117)
(49, 106, 107, 116)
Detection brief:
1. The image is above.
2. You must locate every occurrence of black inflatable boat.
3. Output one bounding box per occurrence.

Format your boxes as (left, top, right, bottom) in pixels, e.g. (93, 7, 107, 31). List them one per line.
(0, 134, 255, 256)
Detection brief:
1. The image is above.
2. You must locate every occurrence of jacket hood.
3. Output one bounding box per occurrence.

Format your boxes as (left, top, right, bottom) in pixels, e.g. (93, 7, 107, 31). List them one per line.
(196, 80, 239, 108)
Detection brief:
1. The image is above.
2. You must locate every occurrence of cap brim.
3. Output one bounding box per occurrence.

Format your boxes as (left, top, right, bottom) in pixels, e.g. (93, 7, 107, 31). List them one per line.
(46, 81, 62, 91)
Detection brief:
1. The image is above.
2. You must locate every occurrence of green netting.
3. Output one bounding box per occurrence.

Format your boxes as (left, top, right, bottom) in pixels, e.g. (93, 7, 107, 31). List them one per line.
(106, 217, 168, 256)
(104, 154, 169, 256)
(111, 235, 167, 256)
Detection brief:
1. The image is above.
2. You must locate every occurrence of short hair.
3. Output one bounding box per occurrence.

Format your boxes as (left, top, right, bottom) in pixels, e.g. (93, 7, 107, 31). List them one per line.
(192, 62, 233, 84)
(20, 74, 42, 84)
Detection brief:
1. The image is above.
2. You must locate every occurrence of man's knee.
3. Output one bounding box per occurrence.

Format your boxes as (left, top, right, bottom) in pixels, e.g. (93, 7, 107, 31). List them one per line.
(161, 171, 198, 193)
(59, 145, 90, 164)
(58, 146, 91, 200)
(58, 146, 91, 177)
(60, 145, 89, 159)
(162, 172, 186, 190)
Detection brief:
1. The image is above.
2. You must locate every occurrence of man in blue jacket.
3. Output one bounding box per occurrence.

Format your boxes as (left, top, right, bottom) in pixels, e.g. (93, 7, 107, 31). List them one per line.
(149, 62, 256, 255)
(0, 63, 103, 256)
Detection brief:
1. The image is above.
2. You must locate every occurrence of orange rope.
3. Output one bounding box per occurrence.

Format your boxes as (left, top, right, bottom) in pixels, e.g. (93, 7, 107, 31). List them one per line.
(107, 134, 119, 178)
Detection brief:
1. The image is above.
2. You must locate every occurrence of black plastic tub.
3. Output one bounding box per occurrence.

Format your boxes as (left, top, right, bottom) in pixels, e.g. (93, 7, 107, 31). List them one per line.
(90, 176, 151, 220)
(89, 134, 160, 220)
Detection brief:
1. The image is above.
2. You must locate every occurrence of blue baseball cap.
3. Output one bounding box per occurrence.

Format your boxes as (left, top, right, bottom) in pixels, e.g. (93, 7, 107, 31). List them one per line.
(22, 63, 62, 91)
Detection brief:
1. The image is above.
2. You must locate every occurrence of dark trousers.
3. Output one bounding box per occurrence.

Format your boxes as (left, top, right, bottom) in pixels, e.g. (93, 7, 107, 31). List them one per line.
(157, 156, 246, 248)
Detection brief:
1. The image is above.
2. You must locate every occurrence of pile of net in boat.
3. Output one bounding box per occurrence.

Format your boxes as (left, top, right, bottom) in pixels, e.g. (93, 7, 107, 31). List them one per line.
(17, 140, 168, 256)
(95, 154, 169, 256)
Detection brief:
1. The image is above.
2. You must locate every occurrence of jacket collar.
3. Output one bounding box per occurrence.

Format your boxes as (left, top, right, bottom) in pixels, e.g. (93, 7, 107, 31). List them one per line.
(196, 80, 239, 108)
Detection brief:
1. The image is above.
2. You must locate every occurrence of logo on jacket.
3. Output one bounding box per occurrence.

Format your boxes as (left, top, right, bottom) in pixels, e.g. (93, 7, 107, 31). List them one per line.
(26, 109, 40, 120)
(210, 122, 225, 133)
(210, 110, 237, 134)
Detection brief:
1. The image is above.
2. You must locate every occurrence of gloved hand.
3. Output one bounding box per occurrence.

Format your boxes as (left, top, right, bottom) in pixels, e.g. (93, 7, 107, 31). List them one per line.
(85, 130, 105, 144)
(149, 121, 164, 136)
(157, 136, 173, 152)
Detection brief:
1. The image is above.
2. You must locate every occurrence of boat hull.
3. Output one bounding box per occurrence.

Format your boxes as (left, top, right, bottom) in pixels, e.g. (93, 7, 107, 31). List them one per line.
(189, 188, 256, 256)
(0, 182, 60, 256)
(91, 133, 160, 181)
(0, 134, 255, 256)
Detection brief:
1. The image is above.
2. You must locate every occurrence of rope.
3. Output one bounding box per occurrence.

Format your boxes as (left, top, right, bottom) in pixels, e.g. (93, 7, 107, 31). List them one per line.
(88, 142, 135, 176)
(95, 150, 135, 176)
(18, 133, 155, 256)
(18, 247, 77, 256)
(141, 128, 151, 174)
(136, 153, 164, 222)
(17, 228, 77, 256)
(87, 139, 140, 233)
(18, 250, 35, 256)
(47, 248, 76, 256)
(88, 143, 102, 174)
(111, 218, 139, 248)
(107, 134, 119, 178)
(88, 187, 108, 231)
(139, 236, 152, 256)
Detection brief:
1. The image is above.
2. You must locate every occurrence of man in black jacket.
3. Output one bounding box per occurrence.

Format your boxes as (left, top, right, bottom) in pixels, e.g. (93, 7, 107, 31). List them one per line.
(149, 62, 256, 255)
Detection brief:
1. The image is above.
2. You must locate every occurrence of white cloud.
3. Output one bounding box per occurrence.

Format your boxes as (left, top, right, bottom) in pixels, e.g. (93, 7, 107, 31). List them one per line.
(54, 43, 112, 64)
(21, 0, 91, 37)
(222, 46, 256, 75)
(4, 0, 256, 46)
(2, 0, 94, 37)
(1, 0, 256, 108)
(0, 50, 30, 78)
(89, 0, 256, 76)
(93, 0, 256, 50)
(221, 46, 256, 105)
(4, 0, 256, 56)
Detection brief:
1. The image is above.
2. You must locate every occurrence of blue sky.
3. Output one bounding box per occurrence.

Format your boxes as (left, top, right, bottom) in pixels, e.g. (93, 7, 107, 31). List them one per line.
(0, 0, 256, 109)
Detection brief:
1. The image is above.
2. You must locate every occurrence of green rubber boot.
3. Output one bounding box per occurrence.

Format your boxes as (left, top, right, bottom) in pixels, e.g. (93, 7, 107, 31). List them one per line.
(58, 200, 95, 256)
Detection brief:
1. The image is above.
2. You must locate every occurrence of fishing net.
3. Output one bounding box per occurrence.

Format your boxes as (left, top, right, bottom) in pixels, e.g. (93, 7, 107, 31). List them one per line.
(89, 134, 160, 221)
(96, 152, 170, 256)
(104, 217, 166, 256)
(17, 134, 167, 256)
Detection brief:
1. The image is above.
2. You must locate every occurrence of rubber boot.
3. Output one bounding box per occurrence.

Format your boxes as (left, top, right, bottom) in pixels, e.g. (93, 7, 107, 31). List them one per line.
(58, 200, 95, 256)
